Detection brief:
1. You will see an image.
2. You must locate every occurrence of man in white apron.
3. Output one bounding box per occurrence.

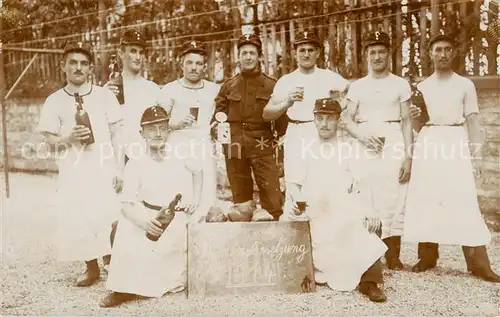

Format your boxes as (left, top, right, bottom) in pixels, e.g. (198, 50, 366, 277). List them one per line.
(282, 98, 388, 302)
(160, 40, 220, 219)
(37, 41, 123, 286)
(404, 33, 499, 283)
(262, 31, 350, 212)
(104, 29, 166, 265)
(101, 106, 204, 307)
(343, 31, 413, 270)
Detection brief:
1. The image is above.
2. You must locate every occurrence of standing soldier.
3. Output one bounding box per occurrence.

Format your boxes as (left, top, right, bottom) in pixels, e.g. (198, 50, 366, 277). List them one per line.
(160, 40, 220, 218)
(404, 33, 500, 282)
(343, 31, 413, 270)
(285, 98, 388, 302)
(212, 33, 286, 221)
(262, 31, 350, 215)
(106, 29, 164, 162)
(36, 41, 123, 286)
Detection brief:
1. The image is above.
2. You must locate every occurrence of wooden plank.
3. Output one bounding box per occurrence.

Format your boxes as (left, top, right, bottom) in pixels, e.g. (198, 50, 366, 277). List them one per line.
(420, 5, 428, 76)
(472, 0, 481, 75)
(349, 0, 359, 78)
(270, 24, 277, 77)
(187, 221, 315, 298)
(280, 23, 288, 75)
(328, 16, 336, 71)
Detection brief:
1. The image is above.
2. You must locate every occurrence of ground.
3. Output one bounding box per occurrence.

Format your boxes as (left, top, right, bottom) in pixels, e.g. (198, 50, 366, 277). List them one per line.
(1, 173, 499, 317)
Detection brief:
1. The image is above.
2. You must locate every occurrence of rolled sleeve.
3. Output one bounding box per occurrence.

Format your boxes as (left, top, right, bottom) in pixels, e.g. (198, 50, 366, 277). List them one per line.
(463, 79, 479, 117)
(37, 95, 61, 135)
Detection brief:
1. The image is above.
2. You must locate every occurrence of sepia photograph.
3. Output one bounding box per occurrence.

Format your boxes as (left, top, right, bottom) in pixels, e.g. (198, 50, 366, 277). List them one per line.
(1, 0, 499, 316)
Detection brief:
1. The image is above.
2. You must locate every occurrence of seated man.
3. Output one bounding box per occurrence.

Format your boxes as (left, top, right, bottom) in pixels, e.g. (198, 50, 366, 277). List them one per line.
(100, 105, 203, 307)
(282, 98, 388, 303)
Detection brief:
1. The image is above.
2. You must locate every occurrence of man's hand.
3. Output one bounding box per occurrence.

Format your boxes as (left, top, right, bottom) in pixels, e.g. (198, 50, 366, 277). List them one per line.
(105, 83, 120, 96)
(364, 216, 382, 234)
(285, 88, 304, 107)
(66, 125, 91, 144)
(146, 218, 164, 239)
(361, 135, 385, 153)
(409, 105, 422, 119)
(399, 158, 412, 184)
(181, 203, 199, 215)
(170, 115, 196, 130)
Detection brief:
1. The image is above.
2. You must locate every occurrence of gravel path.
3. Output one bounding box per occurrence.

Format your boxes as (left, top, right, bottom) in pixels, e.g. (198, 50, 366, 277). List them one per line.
(2, 173, 499, 316)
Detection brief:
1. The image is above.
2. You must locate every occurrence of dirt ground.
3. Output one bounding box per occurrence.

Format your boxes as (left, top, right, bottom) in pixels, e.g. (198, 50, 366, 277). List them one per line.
(1, 172, 499, 317)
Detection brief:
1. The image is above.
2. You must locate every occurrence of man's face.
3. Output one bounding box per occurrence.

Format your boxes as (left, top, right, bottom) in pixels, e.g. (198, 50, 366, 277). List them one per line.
(296, 43, 319, 69)
(430, 40, 455, 71)
(62, 52, 92, 86)
(366, 44, 390, 72)
(182, 52, 206, 83)
(314, 113, 338, 140)
(119, 44, 145, 74)
(239, 44, 260, 72)
(141, 121, 169, 149)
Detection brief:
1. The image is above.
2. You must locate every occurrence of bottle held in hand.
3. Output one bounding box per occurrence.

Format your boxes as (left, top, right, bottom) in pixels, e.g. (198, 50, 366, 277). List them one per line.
(109, 58, 125, 105)
(146, 193, 183, 242)
(410, 82, 430, 125)
(74, 93, 95, 146)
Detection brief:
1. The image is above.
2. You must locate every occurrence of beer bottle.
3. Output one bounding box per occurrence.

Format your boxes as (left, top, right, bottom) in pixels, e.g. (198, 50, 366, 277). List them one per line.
(74, 93, 95, 146)
(146, 193, 183, 242)
(409, 76, 430, 125)
(109, 57, 125, 105)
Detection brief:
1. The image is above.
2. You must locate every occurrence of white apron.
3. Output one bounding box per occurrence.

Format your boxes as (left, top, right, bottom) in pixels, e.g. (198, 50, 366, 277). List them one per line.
(54, 145, 120, 262)
(283, 121, 317, 182)
(403, 126, 491, 246)
(281, 140, 387, 291)
(106, 155, 196, 297)
(350, 121, 407, 239)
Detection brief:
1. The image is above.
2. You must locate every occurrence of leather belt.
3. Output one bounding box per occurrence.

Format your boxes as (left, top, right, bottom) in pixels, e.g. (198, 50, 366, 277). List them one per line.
(288, 119, 313, 124)
(142, 200, 162, 211)
(424, 123, 464, 127)
(229, 122, 270, 130)
(357, 120, 401, 124)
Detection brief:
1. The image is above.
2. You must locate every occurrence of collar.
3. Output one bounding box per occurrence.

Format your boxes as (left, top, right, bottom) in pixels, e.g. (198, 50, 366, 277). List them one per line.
(178, 78, 205, 90)
(241, 68, 261, 79)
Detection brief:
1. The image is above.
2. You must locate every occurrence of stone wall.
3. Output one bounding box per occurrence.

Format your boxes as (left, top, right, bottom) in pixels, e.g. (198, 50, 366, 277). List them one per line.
(0, 76, 498, 230)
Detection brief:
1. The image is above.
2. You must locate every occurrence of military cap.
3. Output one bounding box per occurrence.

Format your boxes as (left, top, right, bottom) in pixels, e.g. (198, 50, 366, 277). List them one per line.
(364, 31, 391, 48)
(179, 40, 207, 57)
(140, 106, 169, 126)
(294, 31, 321, 47)
(120, 29, 146, 47)
(428, 31, 455, 48)
(63, 40, 93, 60)
(313, 98, 342, 116)
(237, 33, 262, 50)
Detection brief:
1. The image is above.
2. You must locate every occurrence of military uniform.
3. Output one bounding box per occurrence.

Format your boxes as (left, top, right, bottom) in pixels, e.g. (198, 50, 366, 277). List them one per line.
(283, 98, 387, 302)
(213, 34, 286, 220)
(403, 34, 499, 282)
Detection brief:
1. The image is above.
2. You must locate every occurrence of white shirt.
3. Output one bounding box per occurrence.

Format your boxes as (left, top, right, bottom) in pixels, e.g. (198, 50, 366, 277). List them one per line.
(271, 66, 350, 121)
(418, 72, 479, 125)
(346, 73, 411, 123)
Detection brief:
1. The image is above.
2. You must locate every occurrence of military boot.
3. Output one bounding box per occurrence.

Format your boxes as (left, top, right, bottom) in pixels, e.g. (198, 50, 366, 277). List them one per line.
(75, 259, 100, 287)
(462, 246, 500, 283)
(383, 236, 404, 270)
(412, 242, 438, 273)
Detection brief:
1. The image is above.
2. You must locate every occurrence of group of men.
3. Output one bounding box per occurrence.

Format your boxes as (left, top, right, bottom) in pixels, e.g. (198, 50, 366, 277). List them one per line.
(36, 27, 499, 308)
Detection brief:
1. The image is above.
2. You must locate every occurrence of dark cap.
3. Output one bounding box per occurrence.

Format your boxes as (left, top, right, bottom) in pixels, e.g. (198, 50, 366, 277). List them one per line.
(238, 33, 262, 50)
(314, 98, 342, 116)
(120, 29, 146, 47)
(294, 31, 321, 47)
(428, 31, 455, 48)
(63, 40, 93, 60)
(179, 40, 207, 58)
(364, 31, 391, 48)
(140, 106, 169, 126)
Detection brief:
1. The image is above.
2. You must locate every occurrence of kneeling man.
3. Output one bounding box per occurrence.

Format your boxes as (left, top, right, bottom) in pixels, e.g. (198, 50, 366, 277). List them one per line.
(283, 98, 388, 302)
(100, 105, 203, 307)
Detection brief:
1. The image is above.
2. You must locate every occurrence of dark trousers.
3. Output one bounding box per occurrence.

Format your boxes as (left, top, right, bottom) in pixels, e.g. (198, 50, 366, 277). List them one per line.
(225, 153, 283, 220)
(359, 260, 384, 284)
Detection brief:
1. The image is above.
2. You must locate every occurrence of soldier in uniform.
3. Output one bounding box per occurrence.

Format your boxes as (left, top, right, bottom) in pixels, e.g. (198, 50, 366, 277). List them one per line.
(343, 31, 413, 270)
(101, 106, 203, 307)
(212, 33, 287, 221)
(160, 40, 220, 219)
(285, 98, 388, 302)
(37, 41, 123, 286)
(262, 31, 350, 216)
(404, 33, 500, 282)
